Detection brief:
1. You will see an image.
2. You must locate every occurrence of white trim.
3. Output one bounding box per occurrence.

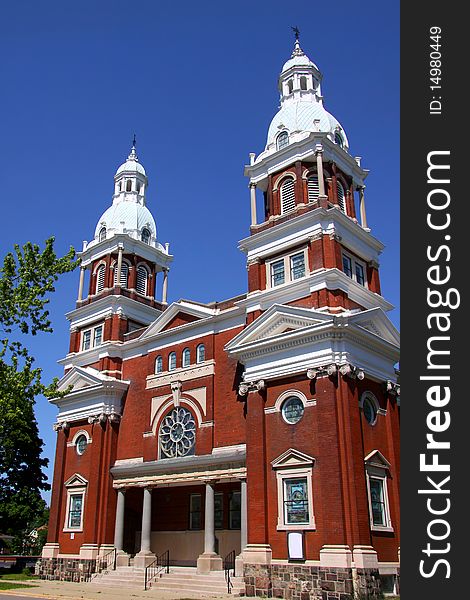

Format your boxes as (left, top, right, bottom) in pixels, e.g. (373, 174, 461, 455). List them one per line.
(365, 453, 394, 533)
(147, 360, 216, 389)
(275, 468, 315, 531)
(266, 247, 308, 290)
(63, 475, 88, 533)
(151, 397, 204, 434)
(67, 430, 92, 454)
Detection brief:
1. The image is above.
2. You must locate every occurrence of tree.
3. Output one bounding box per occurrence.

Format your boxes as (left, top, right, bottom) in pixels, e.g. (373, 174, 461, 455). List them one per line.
(0, 238, 77, 538)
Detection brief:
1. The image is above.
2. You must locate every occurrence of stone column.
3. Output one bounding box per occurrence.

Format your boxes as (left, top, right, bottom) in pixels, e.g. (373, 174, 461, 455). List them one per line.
(315, 144, 326, 197)
(116, 246, 123, 287)
(235, 478, 248, 576)
(197, 482, 223, 573)
(134, 487, 156, 568)
(240, 478, 247, 551)
(250, 183, 257, 226)
(359, 186, 369, 229)
(162, 268, 169, 304)
(114, 489, 126, 552)
(77, 266, 86, 302)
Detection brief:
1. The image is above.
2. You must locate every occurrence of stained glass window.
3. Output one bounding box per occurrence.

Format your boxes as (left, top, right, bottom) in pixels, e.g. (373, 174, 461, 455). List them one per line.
(159, 407, 196, 459)
(284, 478, 309, 525)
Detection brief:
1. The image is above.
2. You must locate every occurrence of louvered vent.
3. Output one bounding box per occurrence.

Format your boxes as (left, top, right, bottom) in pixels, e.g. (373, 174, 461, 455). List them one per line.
(307, 175, 320, 202)
(114, 262, 129, 287)
(96, 265, 105, 293)
(336, 182, 346, 213)
(136, 266, 148, 295)
(280, 178, 296, 214)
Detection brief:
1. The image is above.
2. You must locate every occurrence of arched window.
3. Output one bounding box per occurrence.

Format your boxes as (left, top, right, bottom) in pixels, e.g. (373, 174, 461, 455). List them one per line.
(287, 79, 294, 94)
(155, 355, 163, 374)
(335, 131, 344, 148)
(169, 352, 177, 371)
(118, 181, 122, 191)
(136, 265, 148, 295)
(137, 182, 141, 193)
(336, 181, 346, 213)
(114, 261, 129, 288)
(361, 392, 380, 426)
(159, 406, 196, 458)
(126, 179, 132, 192)
(196, 344, 205, 364)
(96, 264, 106, 293)
(141, 228, 151, 244)
(280, 178, 296, 214)
(99, 227, 106, 242)
(307, 173, 320, 203)
(300, 76, 307, 90)
(277, 131, 289, 151)
(182, 348, 191, 368)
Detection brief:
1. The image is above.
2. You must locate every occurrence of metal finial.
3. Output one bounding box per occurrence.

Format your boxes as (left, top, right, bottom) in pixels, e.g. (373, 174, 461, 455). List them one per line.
(132, 133, 137, 148)
(292, 26, 300, 41)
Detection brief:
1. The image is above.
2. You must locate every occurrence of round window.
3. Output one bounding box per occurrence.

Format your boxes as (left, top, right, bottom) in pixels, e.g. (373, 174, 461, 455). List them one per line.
(281, 396, 305, 424)
(76, 434, 87, 455)
(363, 396, 378, 425)
(159, 407, 196, 459)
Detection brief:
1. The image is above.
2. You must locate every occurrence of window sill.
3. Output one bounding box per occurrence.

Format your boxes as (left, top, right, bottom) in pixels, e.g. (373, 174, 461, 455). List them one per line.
(371, 525, 394, 533)
(63, 527, 83, 533)
(277, 523, 316, 531)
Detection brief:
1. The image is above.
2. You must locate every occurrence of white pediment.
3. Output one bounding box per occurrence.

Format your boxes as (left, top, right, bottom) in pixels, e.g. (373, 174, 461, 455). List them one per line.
(226, 304, 333, 351)
(64, 473, 88, 488)
(140, 301, 216, 339)
(364, 449, 391, 469)
(271, 448, 315, 469)
(57, 366, 126, 394)
(350, 308, 400, 347)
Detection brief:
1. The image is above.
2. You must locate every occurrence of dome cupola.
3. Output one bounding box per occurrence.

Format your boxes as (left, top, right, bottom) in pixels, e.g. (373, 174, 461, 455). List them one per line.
(257, 34, 349, 162)
(92, 142, 161, 249)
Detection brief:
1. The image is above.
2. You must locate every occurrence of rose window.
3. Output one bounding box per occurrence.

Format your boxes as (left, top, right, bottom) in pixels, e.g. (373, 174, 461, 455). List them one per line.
(159, 407, 196, 458)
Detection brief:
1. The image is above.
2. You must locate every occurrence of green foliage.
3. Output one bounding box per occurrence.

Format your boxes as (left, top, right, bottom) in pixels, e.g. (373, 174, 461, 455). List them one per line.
(0, 238, 78, 536)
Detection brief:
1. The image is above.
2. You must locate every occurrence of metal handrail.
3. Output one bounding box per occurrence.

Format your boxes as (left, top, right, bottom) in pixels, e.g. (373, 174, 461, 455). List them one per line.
(144, 549, 170, 590)
(224, 549, 236, 594)
(96, 547, 117, 573)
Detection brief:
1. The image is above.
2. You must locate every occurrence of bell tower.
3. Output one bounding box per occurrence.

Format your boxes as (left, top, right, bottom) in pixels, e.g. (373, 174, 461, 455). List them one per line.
(241, 37, 388, 320)
(67, 143, 173, 372)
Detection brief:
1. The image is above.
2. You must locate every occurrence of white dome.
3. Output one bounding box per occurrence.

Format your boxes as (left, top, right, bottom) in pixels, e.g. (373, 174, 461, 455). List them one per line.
(282, 53, 319, 73)
(115, 146, 146, 177)
(95, 202, 156, 239)
(266, 101, 349, 148)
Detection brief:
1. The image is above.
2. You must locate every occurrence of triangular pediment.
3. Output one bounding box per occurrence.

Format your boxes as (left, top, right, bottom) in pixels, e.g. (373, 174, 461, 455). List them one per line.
(350, 308, 400, 347)
(57, 366, 113, 393)
(226, 304, 333, 351)
(64, 473, 88, 488)
(364, 449, 391, 469)
(271, 448, 315, 469)
(141, 301, 216, 339)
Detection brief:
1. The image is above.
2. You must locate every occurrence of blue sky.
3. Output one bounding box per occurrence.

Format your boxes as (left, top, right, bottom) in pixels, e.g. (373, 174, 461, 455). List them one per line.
(0, 0, 399, 501)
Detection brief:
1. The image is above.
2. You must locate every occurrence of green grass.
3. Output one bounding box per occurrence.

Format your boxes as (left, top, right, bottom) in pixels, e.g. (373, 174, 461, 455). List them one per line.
(0, 581, 37, 590)
(0, 573, 38, 581)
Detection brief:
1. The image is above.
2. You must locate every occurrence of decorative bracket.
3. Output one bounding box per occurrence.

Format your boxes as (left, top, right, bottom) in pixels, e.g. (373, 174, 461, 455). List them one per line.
(385, 380, 400, 397)
(238, 379, 266, 397)
(171, 380, 183, 407)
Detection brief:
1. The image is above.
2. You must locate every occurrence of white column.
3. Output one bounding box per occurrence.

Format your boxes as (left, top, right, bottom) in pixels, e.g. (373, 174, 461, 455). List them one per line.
(116, 246, 123, 287)
(240, 479, 247, 551)
(315, 145, 326, 196)
(250, 183, 257, 226)
(140, 487, 153, 553)
(204, 482, 215, 554)
(359, 186, 368, 229)
(162, 268, 169, 304)
(77, 266, 86, 302)
(114, 489, 126, 552)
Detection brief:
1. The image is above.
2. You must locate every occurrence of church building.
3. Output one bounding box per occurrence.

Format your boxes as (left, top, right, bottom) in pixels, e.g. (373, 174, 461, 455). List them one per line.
(39, 37, 400, 598)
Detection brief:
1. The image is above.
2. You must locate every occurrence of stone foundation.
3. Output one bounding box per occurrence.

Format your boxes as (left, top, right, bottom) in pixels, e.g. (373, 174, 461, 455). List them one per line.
(244, 563, 383, 599)
(35, 558, 98, 582)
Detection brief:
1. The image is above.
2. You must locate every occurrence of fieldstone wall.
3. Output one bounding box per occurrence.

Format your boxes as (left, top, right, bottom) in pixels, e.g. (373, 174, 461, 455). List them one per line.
(35, 558, 97, 582)
(244, 563, 383, 599)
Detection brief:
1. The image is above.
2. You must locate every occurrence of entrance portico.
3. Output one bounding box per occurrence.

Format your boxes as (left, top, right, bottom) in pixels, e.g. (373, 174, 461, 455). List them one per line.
(110, 447, 247, 572)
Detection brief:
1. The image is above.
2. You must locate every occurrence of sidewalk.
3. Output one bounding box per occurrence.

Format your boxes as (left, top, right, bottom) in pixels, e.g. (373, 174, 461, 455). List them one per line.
(0, 578, 251, 600)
